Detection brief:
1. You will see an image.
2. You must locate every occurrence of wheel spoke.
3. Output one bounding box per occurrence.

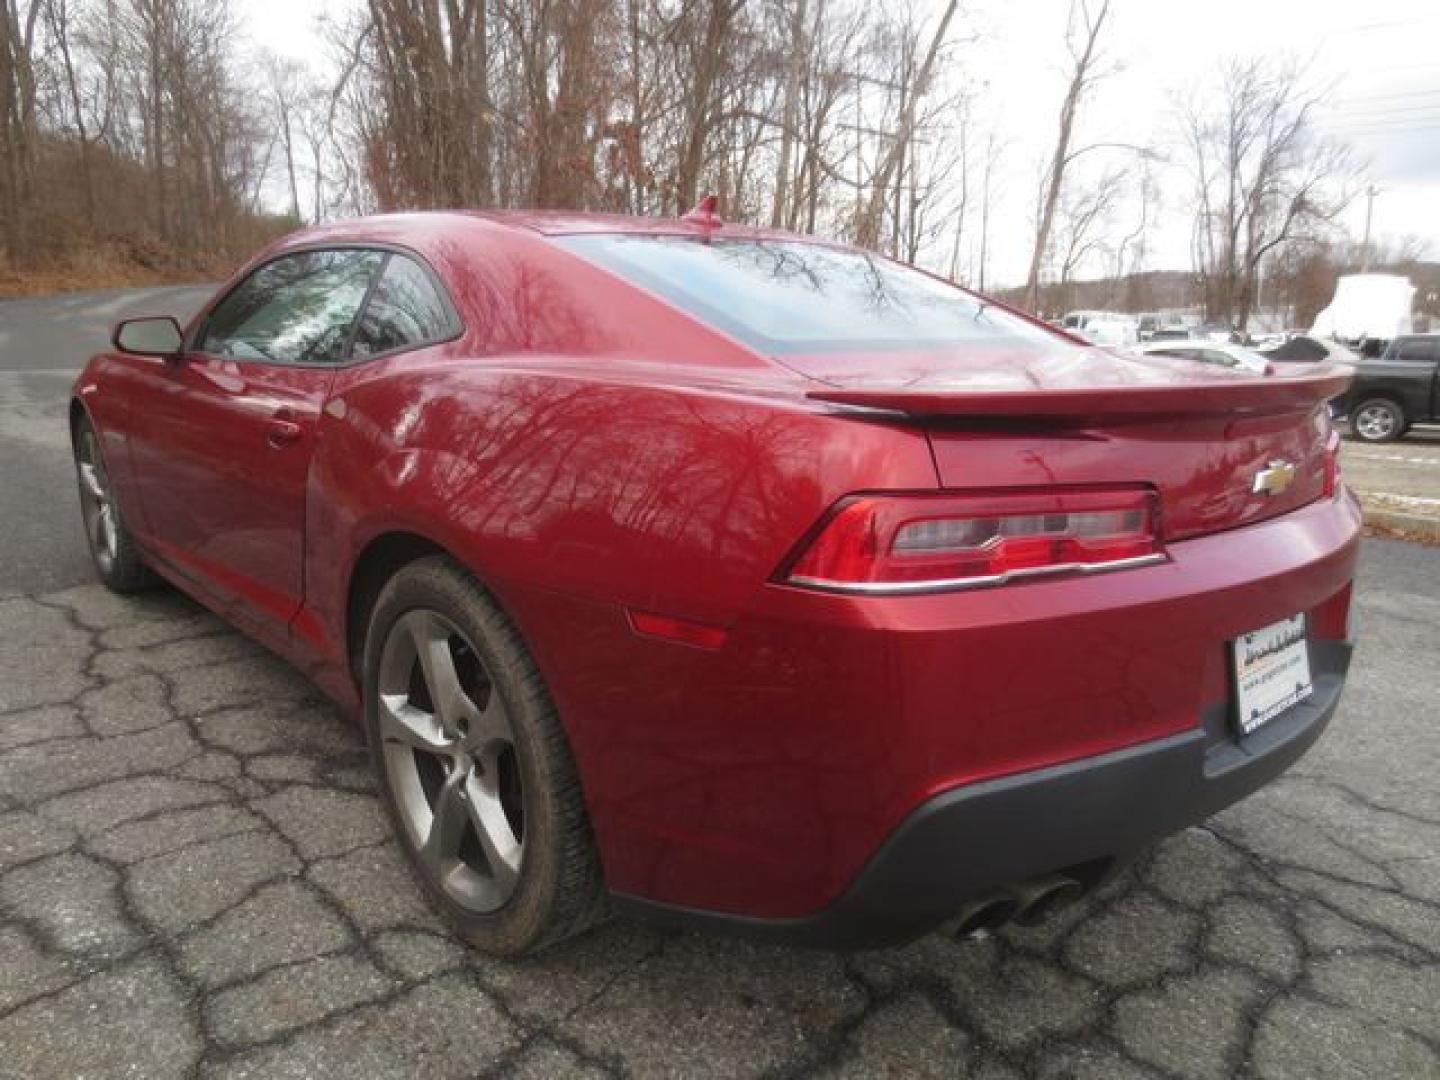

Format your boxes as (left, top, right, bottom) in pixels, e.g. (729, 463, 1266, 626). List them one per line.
(377, 694, 452, 754)
(466, 693, 512, 755)
(465, 772, 522, 890)
(99, 505, 117, 558)
(419, 767, 470, 873)
(89, 502, 108, 552)
(404, 611, 474, 736)
(79, 462, 105, 501)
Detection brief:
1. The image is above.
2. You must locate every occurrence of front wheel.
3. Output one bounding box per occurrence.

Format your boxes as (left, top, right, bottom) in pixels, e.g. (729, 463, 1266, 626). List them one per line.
(1349, 398, 1405, 443)
(362, 556, 607, 955)
(73, 416, 154, 592)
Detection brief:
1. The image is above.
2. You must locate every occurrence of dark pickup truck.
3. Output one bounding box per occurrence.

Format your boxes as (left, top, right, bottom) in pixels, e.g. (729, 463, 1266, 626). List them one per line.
(1335, 334, 1440, 443)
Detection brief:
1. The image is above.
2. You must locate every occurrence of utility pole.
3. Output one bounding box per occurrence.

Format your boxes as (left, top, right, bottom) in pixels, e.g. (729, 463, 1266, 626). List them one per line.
(1361, 184, 1379, 271)
(978, 142, 993, 292)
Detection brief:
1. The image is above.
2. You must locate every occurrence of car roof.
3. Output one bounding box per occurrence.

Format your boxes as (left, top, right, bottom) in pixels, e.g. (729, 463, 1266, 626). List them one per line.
(269, 208, 830, 251)
(468, 209, 815, 242)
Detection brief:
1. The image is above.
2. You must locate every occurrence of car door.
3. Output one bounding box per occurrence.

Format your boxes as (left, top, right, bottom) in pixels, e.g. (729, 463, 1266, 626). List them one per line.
(127, 248, 385, 635)
(1368, 338, 1437, 420)
(1429, 343, 1440, 420)
(1399, 339, 1440, 419)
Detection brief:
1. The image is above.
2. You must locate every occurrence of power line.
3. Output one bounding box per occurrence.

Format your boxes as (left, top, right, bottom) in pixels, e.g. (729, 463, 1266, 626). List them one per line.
(1328, 87, 1440, 105)
(1326, 121, 1440, 133)
(1324, 114, 1440, 131)
(1324, 111, 1440, 127)
(1336, 15, 1440, 33)
(1353, 61, 1440, 76)
(1327, 120, 1440, 136)
(1326, 102, 1440, 119)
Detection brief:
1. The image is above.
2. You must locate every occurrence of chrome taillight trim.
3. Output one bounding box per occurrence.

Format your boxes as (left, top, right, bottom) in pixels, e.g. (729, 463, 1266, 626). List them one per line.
(786, 552, 1167, 596)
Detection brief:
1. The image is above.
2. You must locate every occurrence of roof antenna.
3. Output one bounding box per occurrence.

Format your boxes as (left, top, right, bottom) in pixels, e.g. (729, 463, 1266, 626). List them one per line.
(682, 194, 724, 229)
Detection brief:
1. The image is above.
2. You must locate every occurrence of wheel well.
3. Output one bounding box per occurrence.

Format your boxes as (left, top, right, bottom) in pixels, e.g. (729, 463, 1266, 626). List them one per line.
(1353, 393, 1405, 416)
(345, 532, 447, 684)
(68, 398, 89, 446)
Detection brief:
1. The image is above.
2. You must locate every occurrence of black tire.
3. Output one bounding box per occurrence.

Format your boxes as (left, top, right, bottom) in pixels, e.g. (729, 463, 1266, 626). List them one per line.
(1349, 398, 1405, 444)
(72, 414, 155, 593)
(362, 555, 607, 955)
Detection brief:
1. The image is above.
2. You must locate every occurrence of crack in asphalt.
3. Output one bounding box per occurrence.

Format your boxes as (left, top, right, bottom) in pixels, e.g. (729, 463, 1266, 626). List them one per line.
(0, 581, 1437, 1080)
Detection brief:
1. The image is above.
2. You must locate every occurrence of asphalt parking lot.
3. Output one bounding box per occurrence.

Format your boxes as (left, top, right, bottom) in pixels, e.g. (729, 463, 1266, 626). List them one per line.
(1341, 430, 1440, 527)
(0, 290, 1437, 1078)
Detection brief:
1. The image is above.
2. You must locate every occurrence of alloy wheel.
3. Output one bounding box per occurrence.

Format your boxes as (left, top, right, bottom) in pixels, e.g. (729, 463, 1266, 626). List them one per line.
(377, 609, 525, 913)
(77, 429, 119, 573)
(1354, 404, 1397, 441)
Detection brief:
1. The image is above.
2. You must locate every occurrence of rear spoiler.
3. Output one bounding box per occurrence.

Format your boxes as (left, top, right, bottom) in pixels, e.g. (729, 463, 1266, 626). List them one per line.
(806, 366, 1354, 420)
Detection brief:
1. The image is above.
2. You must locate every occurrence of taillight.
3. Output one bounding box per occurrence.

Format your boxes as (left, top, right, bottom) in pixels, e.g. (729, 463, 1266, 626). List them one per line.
(1322, 429, 1342, 498)
(783, 487, 1164, 594)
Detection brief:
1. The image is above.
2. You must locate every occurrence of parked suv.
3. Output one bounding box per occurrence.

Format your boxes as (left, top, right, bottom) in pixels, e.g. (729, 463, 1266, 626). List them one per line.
(1336, 334, 1439, 443)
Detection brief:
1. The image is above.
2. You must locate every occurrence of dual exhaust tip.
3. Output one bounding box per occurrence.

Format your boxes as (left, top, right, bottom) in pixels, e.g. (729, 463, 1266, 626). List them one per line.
(942, 873, 1085, 938)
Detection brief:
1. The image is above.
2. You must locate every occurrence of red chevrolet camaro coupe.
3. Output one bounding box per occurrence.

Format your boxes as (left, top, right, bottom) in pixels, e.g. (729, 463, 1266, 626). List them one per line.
(71, 209, 1359, 954)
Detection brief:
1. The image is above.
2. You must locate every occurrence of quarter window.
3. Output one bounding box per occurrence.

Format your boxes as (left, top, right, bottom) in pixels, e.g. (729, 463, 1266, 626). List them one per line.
(199, 249, 383, 365)
(351, 254, 457, 358)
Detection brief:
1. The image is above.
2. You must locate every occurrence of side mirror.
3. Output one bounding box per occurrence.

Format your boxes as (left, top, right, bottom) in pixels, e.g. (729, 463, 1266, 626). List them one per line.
(112, 316, 184, 357)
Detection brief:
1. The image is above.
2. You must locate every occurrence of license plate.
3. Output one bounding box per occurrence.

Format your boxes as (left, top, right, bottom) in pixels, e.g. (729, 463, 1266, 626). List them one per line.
(1233, 615, 1313, 735)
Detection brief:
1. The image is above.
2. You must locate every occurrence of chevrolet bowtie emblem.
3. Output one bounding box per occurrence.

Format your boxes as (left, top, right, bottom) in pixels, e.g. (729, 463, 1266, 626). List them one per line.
(1252, 460, 1297, 496)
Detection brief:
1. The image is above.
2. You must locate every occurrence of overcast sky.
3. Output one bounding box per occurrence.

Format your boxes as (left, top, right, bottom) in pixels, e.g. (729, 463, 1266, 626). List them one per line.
(240, 0, 1440, 288)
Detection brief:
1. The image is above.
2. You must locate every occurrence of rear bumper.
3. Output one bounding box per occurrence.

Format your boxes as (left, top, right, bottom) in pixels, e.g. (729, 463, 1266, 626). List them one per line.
(615, 638, 1350, 948)
(541, 490, 1361, 928)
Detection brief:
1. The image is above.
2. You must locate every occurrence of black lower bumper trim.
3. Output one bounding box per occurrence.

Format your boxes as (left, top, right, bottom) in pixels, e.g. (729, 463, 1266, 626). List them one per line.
(614, 640, 1352, 950)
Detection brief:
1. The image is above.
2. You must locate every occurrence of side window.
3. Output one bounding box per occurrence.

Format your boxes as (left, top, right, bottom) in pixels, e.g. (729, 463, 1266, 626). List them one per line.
(199, 249, 383, 365)
(351, 254, 457, 359)
(1395, 340, 1435, 364)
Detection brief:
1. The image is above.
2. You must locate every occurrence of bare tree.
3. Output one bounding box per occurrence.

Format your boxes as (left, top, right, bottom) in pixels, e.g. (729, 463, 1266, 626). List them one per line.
(2, 0, 282, 281)
(1054, 165, 1125, 287)
(262, 52, 307, 222)
(326, 0, 980, 270)
(42, 0, 102, 227)
(1023, 0, 1111, 312)
(1180, 57, 1356, 332)
(0, 0, 42, 263)
(785, 0, 863, 232)
(974, 130, 1001, 290)
(769, 0, 807, 226)
(670, 0, 746, 210)
(1111, 159, 1153, 279)
(851, 0, 957, 250)
(361, 0, 493, 208)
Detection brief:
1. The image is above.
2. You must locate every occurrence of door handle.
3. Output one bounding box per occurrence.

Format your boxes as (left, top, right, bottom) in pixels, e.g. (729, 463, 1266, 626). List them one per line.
(267, 410, 303, 448)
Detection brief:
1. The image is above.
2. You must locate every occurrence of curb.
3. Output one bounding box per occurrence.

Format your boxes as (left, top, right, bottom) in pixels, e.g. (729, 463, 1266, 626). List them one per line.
(1361, 506, 1440, 540)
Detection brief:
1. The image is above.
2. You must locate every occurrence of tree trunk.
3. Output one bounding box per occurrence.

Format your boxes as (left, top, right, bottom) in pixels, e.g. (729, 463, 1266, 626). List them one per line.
(1023, 0, 1110, 313)
(279, 97, 301, 221)
(675, 0, 738, 211)
(852, 0, 957, 250)
(769, 0, 807, 227)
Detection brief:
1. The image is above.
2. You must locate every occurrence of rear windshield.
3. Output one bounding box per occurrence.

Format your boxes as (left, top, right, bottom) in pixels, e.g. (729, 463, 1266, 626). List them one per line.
(557, 235, 1059, 354)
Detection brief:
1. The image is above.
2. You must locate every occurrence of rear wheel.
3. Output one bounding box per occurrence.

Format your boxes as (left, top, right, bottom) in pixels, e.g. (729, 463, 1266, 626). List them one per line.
(73, 416, 153, 592)
(362, 556, 606, 954)
(1350, 398, 1405, 443)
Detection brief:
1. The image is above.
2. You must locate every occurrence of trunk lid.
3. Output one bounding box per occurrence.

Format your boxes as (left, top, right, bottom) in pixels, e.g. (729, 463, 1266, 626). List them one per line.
(786, 344, 1351, 540)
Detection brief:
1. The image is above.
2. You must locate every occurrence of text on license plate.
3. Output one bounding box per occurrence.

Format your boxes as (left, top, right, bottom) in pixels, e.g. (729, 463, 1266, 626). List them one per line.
(1233, 614, 1313, 735)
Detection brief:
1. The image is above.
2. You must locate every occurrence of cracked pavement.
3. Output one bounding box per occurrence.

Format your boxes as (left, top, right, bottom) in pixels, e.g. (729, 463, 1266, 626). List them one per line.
(1, 288, 1438, 1078)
